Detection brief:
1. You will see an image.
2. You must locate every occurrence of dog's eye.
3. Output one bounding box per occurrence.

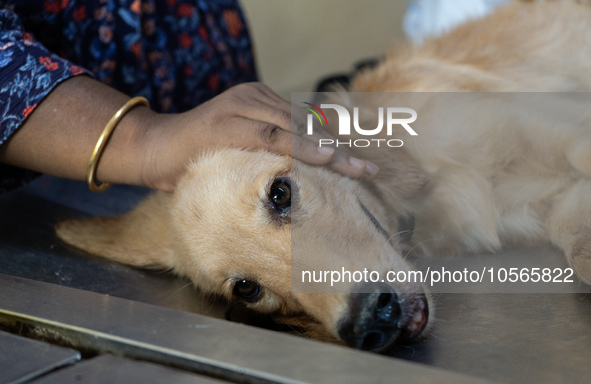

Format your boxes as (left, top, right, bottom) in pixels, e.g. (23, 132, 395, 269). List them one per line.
(233, 279, 262, 303)
(271, 179, 291, 208)
(269, 178, 291, 218)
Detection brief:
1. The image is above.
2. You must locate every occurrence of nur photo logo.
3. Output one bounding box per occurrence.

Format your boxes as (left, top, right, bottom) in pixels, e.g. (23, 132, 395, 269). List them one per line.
(302, 102, 418, 148)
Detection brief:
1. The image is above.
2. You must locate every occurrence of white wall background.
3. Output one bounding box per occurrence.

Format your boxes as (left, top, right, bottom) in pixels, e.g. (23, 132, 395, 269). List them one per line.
(241, 1, 409, 98)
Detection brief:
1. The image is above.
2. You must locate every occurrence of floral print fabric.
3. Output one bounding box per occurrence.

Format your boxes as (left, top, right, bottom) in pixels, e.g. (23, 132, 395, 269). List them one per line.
(0, 0, 257, 191)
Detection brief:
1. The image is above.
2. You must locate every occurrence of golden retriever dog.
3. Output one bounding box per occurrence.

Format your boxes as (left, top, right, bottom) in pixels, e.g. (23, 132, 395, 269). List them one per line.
(56, 0, 591, 353)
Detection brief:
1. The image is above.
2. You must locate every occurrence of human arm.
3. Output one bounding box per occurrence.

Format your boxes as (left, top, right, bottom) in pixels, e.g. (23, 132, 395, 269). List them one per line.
(0, 75, 378, 192)
(0, 8, 377, 191)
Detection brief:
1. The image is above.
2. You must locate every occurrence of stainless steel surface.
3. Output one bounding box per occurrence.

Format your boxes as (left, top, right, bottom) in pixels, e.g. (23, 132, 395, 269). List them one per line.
(395, 293, 591, 384)
(0, 330, 79, 384)
(0, 189, 226, 318)
(0, 274, 489, 384)
(34, 354, 228, 384)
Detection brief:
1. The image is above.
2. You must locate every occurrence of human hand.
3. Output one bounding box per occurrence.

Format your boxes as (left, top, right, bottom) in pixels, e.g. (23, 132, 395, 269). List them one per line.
(0, 77, 377, 192)
(141, 82, 379, 191)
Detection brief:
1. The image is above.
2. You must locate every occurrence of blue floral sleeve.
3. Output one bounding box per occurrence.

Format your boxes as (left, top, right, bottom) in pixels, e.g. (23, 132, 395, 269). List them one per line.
(0, 9, 89, 192)
(0, 9, 89, 146)
(0, 0, 257, 192)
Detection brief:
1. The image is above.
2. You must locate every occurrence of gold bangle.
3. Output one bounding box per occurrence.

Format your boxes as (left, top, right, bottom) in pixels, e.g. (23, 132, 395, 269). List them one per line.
(87, 96, 150, 193)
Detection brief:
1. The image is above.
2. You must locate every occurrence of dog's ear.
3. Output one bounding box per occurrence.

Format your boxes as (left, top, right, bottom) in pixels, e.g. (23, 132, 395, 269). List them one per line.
(372, 154, 428, 199)
(360, 148, 429, 209)
(55, 192, 175, 270)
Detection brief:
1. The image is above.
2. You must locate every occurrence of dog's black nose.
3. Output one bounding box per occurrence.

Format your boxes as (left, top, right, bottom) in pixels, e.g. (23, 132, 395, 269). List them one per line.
(376, 291, 401, 323)
(338, 283, 402, 351)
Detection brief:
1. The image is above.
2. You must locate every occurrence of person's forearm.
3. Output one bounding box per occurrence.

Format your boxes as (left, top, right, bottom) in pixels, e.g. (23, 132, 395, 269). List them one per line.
(0, 77, 378, 193)
(0, 76, 156, 188)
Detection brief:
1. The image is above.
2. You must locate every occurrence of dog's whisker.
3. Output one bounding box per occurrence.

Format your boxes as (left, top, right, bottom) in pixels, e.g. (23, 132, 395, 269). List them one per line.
(205, 294, 221, 314)
(400, 345, 417, 357)
(386, 229, 412, 245)
(166, 282, 193, 299)
(403, 238, 440, 259)
(198, 290, 221, 315)
(286, 324, 307, 337)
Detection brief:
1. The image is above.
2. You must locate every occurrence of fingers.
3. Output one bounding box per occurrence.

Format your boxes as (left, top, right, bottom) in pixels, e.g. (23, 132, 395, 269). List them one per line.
(299, 121, 380, 179)
(228, 116, 378, 179)
(326, 148, 380, 180)
(228, 83, 295, 132)
(292, 132, 380, 179)
(290, 132, 336, 164)
(224, 83, 380, 179)
(226, 116, 333, 163)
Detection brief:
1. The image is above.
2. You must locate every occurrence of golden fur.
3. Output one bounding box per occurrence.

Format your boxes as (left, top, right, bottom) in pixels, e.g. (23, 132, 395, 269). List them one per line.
(57, 0, 591, 350)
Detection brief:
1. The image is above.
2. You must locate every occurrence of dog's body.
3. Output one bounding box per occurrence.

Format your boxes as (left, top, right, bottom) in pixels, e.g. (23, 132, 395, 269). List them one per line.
(57, 1, 591, 352)
(349, 0, 591, 276)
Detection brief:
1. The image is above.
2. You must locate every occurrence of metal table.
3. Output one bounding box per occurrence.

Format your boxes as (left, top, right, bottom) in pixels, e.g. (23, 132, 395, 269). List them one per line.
(1, 177, 590, 383)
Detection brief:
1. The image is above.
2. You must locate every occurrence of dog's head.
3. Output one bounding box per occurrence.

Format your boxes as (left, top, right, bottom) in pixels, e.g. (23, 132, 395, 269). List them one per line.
(56, 149, 431, 352)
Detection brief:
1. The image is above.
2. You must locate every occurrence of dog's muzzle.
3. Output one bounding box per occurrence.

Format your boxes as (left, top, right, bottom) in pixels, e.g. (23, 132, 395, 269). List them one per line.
(337, 282, 428, 352)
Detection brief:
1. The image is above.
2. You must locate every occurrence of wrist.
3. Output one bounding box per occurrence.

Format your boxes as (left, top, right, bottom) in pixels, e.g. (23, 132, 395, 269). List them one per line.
(95, 101, 160, 188)
(0, 75, 170, 188)
(135, 111, 197, 192)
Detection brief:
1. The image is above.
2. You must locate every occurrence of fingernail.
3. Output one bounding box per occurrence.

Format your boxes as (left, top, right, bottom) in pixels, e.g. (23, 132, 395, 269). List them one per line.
(349, 157, 366, 170)
(317, 146, 335, 157)
(366, 161, 379, 176)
